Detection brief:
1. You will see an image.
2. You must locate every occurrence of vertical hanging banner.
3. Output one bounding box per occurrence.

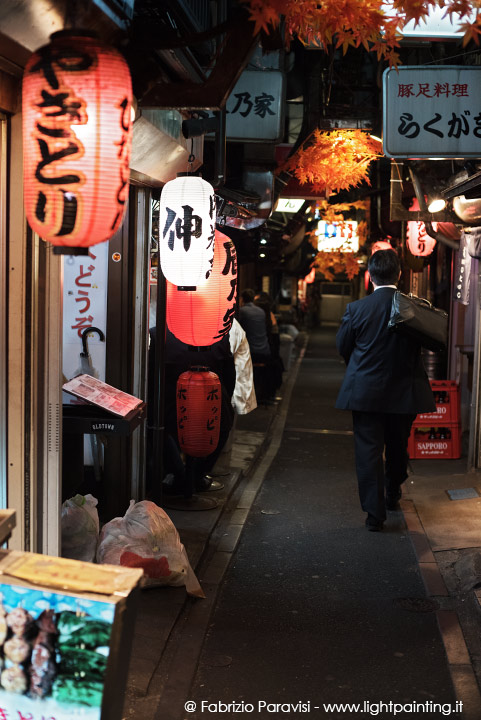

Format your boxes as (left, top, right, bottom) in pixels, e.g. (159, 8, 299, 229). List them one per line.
(22, 31, 133, 248)
(454, 232, 472, 306)
(63, 243, 108, 381)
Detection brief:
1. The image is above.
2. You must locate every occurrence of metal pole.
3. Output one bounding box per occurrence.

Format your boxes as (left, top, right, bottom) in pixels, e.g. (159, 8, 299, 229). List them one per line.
(151, 268, 167, 503)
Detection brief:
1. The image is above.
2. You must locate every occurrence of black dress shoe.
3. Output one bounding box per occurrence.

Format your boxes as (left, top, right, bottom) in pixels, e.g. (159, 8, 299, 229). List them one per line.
(365, 514, 384, 532)
(386, 487, 402, 511)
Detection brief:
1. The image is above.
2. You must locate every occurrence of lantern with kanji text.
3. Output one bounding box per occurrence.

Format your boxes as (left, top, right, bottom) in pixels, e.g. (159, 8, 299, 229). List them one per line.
(22, 31, 133, 248)
(167, 229, 237, 347)
(159, 175, 216, 288)
(176, 367, 221, 457)
(406, 220, 437, 257)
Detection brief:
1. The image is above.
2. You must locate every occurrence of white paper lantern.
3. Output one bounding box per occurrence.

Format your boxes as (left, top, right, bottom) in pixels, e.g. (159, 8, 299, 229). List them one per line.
(159, 175, 216, 288)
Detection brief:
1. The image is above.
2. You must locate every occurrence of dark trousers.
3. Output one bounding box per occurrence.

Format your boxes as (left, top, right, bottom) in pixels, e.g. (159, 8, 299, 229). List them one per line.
(351, 411, 416, 522)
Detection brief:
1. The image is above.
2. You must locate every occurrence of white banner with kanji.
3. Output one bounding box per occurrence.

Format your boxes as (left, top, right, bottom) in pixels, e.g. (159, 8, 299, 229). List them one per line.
(63, 243, 108, 383)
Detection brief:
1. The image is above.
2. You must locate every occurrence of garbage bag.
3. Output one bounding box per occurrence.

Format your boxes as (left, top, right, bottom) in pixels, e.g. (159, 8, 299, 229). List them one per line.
(61, 494, 100, 563)
(96, 500, 204, 597)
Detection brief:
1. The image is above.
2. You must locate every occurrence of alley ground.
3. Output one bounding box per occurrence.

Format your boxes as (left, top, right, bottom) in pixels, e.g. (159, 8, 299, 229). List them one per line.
(125, 328, 481, 720)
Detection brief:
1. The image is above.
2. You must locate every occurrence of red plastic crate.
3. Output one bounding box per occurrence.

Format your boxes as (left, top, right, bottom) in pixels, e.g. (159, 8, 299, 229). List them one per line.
(413, 380, 460, 426)
(408, 423, 461, 459)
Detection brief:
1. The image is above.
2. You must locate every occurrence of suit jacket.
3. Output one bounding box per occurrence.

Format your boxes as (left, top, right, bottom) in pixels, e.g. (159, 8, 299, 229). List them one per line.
(335, 287, 435, 414)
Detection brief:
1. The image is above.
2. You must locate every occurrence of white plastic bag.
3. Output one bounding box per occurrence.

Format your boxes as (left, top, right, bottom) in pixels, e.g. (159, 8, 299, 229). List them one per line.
(61, 494, 99, 562)
(96, 500, 204, 597)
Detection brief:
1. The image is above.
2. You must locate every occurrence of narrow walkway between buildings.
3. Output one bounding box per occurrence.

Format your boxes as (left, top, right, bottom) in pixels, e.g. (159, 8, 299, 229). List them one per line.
(125, 328, 481, 720)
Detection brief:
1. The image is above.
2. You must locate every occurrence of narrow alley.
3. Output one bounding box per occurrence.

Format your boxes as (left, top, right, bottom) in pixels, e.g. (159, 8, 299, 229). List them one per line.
(126, 328, 481, 720)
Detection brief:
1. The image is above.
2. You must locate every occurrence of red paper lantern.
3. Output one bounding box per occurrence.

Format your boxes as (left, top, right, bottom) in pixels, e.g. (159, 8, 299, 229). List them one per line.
(365, 241, 393, 290)
(176, 367, 221, 457)
(304, 268, 315, 283)
(167, 229, 237, 346)
(22, 30, 133, 248)
(406, 221, 437, 257)
(406, 198, 436, 257)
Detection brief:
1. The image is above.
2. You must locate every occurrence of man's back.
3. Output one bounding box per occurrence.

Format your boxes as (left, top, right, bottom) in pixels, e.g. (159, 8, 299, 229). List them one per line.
(239, 302, 270, 357)
(335, 287, 435, 414)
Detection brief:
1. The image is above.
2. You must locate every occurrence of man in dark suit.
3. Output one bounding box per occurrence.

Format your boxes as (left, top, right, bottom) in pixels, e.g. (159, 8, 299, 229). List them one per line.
(335, 249, 435, 531)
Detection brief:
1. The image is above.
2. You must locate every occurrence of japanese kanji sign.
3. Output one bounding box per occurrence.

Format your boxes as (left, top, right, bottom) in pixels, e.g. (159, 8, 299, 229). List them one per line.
(383, 66, 481, 158)
(63, 243, 108, 381)
(224, 71, 284, 142)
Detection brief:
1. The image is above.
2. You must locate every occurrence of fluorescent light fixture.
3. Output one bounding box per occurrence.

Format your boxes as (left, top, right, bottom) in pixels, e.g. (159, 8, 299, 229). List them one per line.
(276, 198, 305, 213)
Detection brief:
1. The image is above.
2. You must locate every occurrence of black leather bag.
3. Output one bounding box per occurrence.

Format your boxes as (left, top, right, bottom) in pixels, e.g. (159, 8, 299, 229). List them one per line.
(387, 291, 448, 352)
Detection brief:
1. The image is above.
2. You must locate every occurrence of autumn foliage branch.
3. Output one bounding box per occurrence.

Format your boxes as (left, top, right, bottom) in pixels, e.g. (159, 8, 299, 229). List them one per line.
(241, 0, 481, 67)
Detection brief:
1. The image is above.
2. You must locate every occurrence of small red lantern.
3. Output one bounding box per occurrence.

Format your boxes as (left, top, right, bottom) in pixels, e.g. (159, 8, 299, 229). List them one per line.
(167, 229, 237, 346)
(176, 367, 221, 457)
(304, 268, 315, 283)
(22, 31, 133, 248)
(365, 240, 393, 290)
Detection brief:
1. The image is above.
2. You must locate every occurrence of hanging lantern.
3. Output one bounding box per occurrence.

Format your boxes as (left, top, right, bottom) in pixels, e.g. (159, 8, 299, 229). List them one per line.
(176, 367, 221, 457)
(167, 229, 237, 346)
(406, 221, 437, 257)
(406, 198, 436, 257)
(159, 175, 216, 288)
(22, 30, 133, 248)
(304, 268, 315, 283)
(365, 241, 393, 290)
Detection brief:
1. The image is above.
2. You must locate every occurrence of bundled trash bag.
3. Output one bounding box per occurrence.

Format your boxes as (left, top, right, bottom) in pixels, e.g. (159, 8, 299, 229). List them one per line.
(96, 500, 204, 597)
(61, 494, 100, 563)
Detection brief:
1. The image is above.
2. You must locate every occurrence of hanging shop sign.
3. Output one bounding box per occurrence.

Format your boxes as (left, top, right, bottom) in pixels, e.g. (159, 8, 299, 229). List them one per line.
(224, 70, 285, 142)
(176, 367, 221, 457)
(383, 66, 481, 158)
(166, 229, 237, 347)
(63, 243, 108, 381)
(159, 175, 216, 289)
(22, 31, 133, 248)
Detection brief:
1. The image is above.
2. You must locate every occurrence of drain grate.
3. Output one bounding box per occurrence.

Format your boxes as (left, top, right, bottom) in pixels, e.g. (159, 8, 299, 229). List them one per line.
(394, 597, 439, 613)
(446, 487, 480, 501)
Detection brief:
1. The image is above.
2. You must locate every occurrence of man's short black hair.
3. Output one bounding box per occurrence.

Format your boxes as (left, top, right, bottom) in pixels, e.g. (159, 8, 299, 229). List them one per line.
(368, 249, 400, 286)
(241, 288, 256, 303)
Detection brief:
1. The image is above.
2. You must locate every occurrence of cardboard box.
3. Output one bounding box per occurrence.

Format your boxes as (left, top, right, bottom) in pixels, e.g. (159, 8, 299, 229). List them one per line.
(0, 551, 142, 720)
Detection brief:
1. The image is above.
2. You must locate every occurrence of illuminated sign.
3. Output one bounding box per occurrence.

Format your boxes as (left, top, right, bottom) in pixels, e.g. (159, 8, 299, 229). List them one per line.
(316, 221, 359, 252)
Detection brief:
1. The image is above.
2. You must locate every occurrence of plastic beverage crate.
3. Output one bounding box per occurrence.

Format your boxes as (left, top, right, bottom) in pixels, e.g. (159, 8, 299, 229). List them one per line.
(408, 423, 461, 459)
(413, 380, 460, 425)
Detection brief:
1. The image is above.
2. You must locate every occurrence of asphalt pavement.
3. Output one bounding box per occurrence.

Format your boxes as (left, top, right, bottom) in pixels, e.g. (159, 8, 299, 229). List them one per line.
(185, 328, 462, 719)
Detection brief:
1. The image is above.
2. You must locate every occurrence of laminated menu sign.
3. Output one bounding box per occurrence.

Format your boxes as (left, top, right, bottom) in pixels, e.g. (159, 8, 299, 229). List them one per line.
(62, 375, 143, 418)
(0, 551, 143, 720)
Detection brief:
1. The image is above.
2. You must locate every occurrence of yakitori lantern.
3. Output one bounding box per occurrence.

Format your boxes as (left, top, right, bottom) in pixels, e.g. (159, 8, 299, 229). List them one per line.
(407, 221, 437, 257)
(167, 229, 237, 347)
(22, 31, 133, 248)
(176, 367, 221, 457)
(406, 198, 436, 257)
(159, 175, 216, 288)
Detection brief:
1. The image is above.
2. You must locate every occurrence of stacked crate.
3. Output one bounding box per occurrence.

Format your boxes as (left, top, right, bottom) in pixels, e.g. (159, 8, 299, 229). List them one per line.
(408, 380, 461, 459)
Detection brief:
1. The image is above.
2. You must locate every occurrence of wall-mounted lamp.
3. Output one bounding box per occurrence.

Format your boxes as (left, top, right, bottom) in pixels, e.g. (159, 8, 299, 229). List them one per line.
(426, 193, 446, 214)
